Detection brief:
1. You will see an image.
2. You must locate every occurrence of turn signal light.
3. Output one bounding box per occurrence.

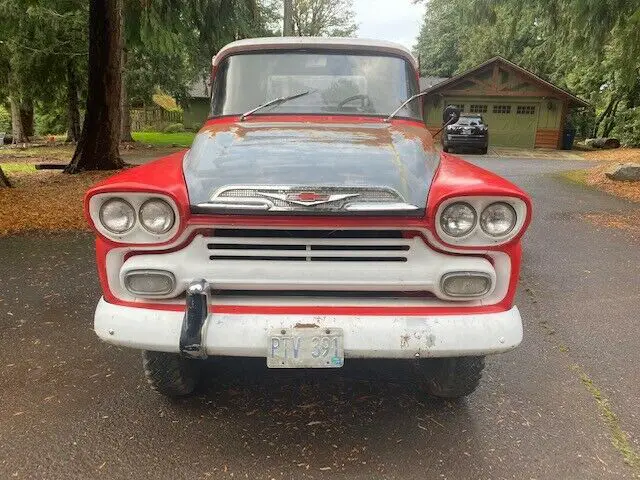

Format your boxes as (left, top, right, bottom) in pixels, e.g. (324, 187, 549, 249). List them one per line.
(123, 270, 176, 297)
(441, 272, 492, 298)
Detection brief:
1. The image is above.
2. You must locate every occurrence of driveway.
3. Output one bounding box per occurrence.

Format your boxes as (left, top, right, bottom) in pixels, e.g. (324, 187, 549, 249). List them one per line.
(1, 156, 639, 479)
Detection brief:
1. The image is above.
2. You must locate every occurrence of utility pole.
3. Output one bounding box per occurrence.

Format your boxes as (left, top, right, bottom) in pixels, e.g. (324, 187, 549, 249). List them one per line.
(283, 0, 293, 36)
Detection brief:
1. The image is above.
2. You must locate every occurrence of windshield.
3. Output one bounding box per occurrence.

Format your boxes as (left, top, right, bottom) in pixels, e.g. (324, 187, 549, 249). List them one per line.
(455, 116, 484, 126)
(210, 52, 421, 120)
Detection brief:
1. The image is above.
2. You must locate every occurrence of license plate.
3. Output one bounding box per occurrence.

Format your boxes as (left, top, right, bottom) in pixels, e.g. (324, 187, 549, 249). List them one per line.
(267, 328, 344, 369)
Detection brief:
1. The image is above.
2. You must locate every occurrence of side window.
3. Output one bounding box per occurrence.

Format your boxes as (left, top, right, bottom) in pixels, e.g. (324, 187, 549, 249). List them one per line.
(516, 105, 536, 115)
(470, 104, 487, 113)
(492, 105, 511, 114)
(210, 61, 230, 117)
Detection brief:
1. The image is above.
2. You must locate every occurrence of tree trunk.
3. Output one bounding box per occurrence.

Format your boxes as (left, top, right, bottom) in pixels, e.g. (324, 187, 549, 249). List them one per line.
(65, 0, 124, 173)
(66, 60, 81, 143)
(283, 0, 294, 35)
(20, 99, 34, 138)
(602, 99, 620, 137)
(593, 97, 615, 138)
(0, 165, 11, 187)
(9, 97, 28, 144)
(120, 47, 133, 142)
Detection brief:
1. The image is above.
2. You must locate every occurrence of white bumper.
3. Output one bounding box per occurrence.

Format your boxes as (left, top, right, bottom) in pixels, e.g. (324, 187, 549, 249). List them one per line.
(94, 298, 523, 358)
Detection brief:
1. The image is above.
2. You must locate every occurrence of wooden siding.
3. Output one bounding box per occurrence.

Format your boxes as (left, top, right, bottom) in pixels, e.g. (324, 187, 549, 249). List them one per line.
(535, 129, 561, 148)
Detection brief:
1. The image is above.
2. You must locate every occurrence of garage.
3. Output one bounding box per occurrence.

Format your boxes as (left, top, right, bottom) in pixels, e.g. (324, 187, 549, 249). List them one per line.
(422, 57, 590, 149)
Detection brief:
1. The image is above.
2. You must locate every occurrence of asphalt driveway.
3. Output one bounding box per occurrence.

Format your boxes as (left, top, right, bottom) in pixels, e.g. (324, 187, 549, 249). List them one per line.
(1, 156, 639, 479)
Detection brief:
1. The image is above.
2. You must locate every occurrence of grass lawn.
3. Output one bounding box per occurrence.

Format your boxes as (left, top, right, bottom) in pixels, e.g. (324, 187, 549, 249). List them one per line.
(1, 163, 37, 173)
(132, 131, 196, 147)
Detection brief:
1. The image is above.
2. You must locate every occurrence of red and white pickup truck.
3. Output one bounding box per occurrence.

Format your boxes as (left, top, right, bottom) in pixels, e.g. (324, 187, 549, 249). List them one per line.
(85, 38, 531, 399)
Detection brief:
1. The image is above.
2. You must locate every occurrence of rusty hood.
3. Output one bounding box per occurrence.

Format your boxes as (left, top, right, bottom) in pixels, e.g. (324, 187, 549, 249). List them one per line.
(184, 121, 439, 215)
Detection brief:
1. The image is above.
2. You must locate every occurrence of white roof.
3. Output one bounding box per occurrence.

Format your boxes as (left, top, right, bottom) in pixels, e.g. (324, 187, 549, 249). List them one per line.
(212, 37, 418, 68)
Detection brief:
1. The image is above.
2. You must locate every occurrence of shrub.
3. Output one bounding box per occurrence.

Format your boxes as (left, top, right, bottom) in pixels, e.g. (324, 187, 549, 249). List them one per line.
(612, 107, 640, 147)
(0, 106, 11, 133)
(35, 109, 67, 136)
(163, 123, 185, 133)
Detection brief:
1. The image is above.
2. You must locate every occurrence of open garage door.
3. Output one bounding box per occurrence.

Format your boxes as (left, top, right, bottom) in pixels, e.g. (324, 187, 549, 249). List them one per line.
(446, 100, 540, 148)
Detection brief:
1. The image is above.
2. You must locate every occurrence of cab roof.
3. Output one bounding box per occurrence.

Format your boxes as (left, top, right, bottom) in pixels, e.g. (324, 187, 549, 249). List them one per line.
(212, 37, 418, 69)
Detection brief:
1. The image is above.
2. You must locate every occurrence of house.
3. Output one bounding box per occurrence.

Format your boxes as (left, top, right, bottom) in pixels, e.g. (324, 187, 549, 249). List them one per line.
(183, 78, 211, 130)
(421, 56, 591, 148)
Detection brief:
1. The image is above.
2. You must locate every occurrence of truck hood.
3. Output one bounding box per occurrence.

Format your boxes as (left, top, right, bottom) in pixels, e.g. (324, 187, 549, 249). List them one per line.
(184, 121, 439, 215)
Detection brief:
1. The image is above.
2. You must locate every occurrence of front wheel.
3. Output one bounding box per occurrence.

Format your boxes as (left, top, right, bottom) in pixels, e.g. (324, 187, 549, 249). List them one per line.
(417, 356, 485, 399)
(481, 146, 488, 154)
(442, 145, 449, 153)
(142, 350, 202, 398)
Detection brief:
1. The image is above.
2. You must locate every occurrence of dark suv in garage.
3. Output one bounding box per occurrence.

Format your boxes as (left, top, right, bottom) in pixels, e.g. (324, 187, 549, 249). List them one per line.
(442, 114, 489, 154)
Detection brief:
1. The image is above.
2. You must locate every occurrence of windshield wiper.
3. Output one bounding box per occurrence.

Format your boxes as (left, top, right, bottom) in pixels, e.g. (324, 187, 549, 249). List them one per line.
(385, 91, 430, 122)
(240, 90, 313, 122)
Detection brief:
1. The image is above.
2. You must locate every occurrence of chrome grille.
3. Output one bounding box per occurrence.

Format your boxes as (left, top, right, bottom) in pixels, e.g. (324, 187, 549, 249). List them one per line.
(207, 229, 410, 263)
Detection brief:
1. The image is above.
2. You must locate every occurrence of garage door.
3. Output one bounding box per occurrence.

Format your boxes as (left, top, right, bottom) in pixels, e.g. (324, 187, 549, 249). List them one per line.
(445, 101, 540, 148)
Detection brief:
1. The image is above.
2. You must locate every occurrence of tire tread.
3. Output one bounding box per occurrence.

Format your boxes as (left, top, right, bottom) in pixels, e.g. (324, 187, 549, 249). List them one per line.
(142, 351, 201, 398)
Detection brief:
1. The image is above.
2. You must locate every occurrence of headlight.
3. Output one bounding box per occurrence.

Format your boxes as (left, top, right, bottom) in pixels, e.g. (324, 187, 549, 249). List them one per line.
(440, 202, 477, 237)
(99, 198, 136, 234)
(139, 198, 175, 234)
(480, 202, 517, 237)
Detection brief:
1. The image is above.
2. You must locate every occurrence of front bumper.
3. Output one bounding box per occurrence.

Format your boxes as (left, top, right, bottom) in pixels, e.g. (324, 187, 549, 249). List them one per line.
(94, 297, 523, 359)
(444, 134, 487, 148)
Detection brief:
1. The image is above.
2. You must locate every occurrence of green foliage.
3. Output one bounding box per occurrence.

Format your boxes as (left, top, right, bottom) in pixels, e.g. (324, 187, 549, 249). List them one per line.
(287, 0, 358, 36)
(0, 105, 10, 132)
(414, 0, 462, 76)
(163, 123, 185, 133)
(34, 106, 67, 135)
(612, 107, 640, 147)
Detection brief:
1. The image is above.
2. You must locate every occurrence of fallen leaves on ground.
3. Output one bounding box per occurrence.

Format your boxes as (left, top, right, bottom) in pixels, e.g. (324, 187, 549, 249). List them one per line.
(581, 147, 640, 163)
(0, 170, 112, 236)
(581, 162, 640, 203)
(582, 212, 640, 238)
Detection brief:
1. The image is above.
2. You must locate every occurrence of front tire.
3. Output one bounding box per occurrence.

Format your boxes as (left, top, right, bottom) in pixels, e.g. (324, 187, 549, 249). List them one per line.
(417, 356, 485, 399)
(481, 146, 488, 154)
(442, 145, 450, 153)
(142, 350, 202, 398)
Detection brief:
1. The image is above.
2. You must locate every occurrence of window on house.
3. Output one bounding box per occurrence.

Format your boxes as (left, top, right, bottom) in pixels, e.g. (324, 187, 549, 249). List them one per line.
(448, 104, 465, 112)
(516, 105, 536, 115)
(470, 104, 488, 113)
(492, 105, 511, 114)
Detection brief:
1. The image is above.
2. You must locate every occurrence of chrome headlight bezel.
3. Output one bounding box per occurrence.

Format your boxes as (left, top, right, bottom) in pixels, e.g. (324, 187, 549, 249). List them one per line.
(89, 193, 180, 244)
(435, 196, 527, 247)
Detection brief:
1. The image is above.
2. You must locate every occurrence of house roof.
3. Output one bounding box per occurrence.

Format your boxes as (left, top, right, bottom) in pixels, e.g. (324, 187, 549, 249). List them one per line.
(421, 56, 591, 108)
(188, 78, 209, 99)
(419, 76, 449, 90)
(212, 37, 418, 69)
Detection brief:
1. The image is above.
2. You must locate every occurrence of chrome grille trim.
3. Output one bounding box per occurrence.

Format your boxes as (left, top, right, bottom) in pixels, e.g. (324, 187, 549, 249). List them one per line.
(196, 185, 419, 213)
